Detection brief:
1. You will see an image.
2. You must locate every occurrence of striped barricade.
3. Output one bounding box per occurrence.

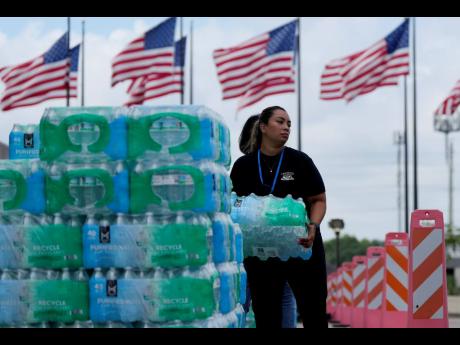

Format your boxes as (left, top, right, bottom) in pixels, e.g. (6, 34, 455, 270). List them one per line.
(340, 261, 354, 326)
(327, 272, 338, 318)
(327, 274, 333, 315)
(331, 271, 338, 318)
(333, 266, 343, 323)
(351, 256, 367, 328)
(365, 246, 385, 328)
(382, 232, 409, 328)
(408, 210, 449, 328)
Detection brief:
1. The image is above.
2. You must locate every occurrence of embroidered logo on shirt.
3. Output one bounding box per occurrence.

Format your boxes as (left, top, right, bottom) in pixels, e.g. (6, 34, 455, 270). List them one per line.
(281, 172, 295, 181)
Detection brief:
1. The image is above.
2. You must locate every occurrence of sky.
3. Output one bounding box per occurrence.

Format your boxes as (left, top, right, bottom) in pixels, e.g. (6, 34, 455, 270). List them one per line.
(0, 17, 459, 242)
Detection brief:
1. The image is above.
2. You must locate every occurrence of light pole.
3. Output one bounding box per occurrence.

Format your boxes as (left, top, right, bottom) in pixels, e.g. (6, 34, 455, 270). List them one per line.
(329, 218, 345, 269)
(393, 131, 404, 232)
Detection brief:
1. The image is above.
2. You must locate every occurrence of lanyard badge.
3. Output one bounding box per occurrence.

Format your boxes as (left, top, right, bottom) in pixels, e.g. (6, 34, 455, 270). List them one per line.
(257, 148, 285, 194)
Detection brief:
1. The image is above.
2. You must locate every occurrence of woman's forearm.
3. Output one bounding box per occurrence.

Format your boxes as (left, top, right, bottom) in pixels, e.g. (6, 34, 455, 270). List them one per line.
(309, 200, 326, 225)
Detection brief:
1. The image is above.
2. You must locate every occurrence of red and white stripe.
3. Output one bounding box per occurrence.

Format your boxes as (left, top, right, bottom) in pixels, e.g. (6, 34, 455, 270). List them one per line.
(366, 255, 385, 310)
(433, 80, 460, 133)
(213, 33, 295, 111)
(336, 268, 343, 306)
(342, 266, 353, 307)
(320, 40, 409, 102)
(412, 229, 444, 319)
(0, 57, 76, 111)
(125, 68, 183, 106)
(331, 273, 338, 308)
(327, 275, 333, 312)
(111, 35, 174, 87)
(352, 260, 367, 308)
(434, 79, 460, 116)
(385, 244, 409, 311)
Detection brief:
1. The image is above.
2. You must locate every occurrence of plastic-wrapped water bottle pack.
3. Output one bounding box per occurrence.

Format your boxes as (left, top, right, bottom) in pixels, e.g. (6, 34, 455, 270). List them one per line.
(230, 192, 313, 261)
(0, 105, 245, 328)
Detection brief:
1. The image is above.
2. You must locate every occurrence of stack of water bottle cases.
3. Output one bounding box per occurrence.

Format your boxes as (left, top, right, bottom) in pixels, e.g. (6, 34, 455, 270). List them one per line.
(0, 105, 246, 328)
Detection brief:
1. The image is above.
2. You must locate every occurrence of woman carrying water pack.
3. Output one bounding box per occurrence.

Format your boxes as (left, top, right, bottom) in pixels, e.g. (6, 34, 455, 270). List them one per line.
(231, 106, 327, 328)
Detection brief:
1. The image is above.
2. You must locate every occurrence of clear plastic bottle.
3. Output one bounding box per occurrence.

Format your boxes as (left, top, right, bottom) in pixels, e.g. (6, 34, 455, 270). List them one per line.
(17, 269, 30, 280)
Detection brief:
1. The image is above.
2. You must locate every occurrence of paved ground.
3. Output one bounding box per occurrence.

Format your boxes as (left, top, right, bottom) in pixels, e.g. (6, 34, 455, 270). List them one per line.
(323, 295, 460, 328)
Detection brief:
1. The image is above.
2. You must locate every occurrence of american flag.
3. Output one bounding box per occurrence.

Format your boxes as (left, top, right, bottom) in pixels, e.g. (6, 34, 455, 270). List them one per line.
(0, 32, 80, 111)
(213, 20, 297, 111)
(125, 37, 186, 106)
(320, 19, 410, 102)
(111, 17, 176, 88)
(69, 44, 80, 98)
(434, 79, 460, 133)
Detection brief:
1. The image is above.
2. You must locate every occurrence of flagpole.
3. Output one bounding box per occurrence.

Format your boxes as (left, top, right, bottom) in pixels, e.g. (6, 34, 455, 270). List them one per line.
(67, 17, 71, 107)
(296, 17, 302, 152)
(190, 20, 194, 105)
(404, 75, 409, 233)
(81, 19, 85, 107)
(180, 17, 184, 105)
(412, 17, 418, 210)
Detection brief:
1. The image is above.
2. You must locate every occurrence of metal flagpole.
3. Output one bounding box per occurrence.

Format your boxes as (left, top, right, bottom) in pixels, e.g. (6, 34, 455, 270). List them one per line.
(81, 19, 85, 106)
(296, 17, 302, 152)
(393, 131, 403, 232)
(190, 20, 193, 105)
(404, 75, 409, 233)
(180, 17, 184, 105)
(67, 17, 71, 107)
(412, 17, 419, 210)
(449, 138, 454, 233)
(445, 133, 449, 163)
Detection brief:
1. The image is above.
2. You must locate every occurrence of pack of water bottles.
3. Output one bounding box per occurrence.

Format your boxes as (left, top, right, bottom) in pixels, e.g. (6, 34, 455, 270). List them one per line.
(1, 105, 244, 328)
(230, 192, 312, 261)
(9, 124, 40, 160)
(0, 268, 89, 327)
(82, 213, 241, 269)
(0, 213, 83, 269)
(38, 105, 231, 167)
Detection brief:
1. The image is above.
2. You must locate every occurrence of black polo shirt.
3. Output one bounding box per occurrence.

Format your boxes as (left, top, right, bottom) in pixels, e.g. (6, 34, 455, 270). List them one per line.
(230, 146, 325, 213)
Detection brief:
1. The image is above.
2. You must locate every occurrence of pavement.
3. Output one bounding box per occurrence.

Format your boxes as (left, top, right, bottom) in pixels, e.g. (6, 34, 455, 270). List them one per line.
(324, 295, 460, 328)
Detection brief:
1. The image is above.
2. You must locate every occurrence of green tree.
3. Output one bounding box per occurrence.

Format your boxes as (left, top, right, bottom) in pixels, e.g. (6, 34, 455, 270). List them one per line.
(445, 224, 460, 257)
(324, 234, 384, 267)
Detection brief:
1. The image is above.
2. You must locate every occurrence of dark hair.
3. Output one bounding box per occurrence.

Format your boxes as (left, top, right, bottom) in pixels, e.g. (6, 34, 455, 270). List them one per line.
(238, 106, 286, 154)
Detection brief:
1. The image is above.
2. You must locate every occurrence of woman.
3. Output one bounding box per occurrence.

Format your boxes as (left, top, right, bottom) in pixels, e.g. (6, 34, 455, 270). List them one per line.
(231, 106, 327, 328)
(239, 114, 299, 329)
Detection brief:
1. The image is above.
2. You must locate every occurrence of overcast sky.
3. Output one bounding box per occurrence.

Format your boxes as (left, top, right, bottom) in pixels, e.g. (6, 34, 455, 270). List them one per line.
(0, 17, 459, 242)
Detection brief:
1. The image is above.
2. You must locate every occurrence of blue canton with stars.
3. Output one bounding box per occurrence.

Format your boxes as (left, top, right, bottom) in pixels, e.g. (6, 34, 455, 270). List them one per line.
(145, 17, 176, 50)
(70, 45, 80, 72)
(44, 32, 69, 63)
(267, 21, 297, 55)
(174, 37, 186, 67)
(385, 19, 409, 54)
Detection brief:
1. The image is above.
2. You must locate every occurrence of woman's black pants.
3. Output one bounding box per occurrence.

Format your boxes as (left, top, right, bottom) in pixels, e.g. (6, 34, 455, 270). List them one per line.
(243, 229, 328, 329)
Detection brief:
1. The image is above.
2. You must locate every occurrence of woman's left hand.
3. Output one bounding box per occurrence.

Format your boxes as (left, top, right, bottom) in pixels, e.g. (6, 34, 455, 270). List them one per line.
(297, 224, 316, 248)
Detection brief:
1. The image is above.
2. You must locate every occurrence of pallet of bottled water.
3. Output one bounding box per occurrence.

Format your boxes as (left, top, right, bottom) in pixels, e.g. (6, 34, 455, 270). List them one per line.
(0, 105, 246, 328)
(230, 192, 312, 261)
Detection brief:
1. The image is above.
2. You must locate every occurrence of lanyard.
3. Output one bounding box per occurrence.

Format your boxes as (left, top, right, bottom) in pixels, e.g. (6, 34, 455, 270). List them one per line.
(258, 148, 285, 194)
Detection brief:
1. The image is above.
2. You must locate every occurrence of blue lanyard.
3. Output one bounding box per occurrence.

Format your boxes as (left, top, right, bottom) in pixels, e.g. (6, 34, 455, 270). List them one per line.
(258, 148, 285, 194)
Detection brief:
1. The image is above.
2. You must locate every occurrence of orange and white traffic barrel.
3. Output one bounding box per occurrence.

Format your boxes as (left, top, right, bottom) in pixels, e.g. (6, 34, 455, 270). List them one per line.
(364, 246, 385, 328)
(340, 261, 354, 326)
(408, 210, 449, 328)
(327, 272, 338, 317)
(331, 271, 338, 317)
(351, 256, 367, 328)
(327, 274, 333, 315)
(381, 232, 409, 328)
(333, 266, 344, 323)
